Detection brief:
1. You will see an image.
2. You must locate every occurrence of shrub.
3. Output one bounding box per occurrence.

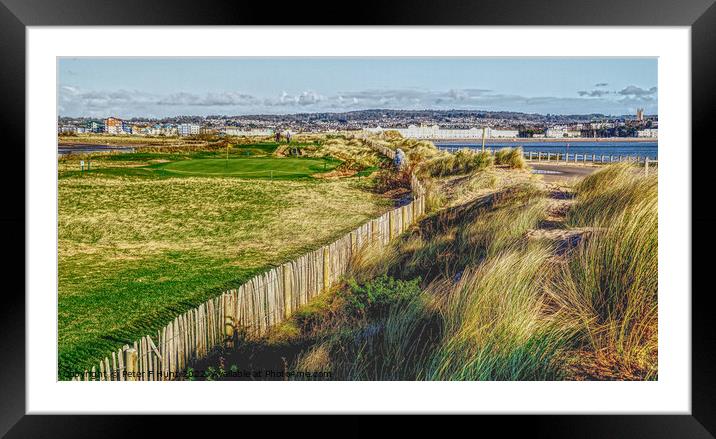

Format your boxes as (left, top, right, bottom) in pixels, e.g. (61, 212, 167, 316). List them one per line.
(342, 275, 422, 316)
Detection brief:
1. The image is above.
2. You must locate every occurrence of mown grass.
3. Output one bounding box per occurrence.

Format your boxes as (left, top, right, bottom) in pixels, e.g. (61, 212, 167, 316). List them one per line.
(58, 143, 392, 379)
(161, 157, 339, 178)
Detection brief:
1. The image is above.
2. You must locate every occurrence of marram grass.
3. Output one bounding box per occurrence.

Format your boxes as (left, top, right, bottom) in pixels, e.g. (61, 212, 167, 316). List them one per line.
(284, 164, 657, 381)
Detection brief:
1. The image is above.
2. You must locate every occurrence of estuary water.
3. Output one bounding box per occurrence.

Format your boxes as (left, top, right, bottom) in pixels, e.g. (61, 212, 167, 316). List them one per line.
(436, 141, 658, 160)
(58, 144, 135, 156)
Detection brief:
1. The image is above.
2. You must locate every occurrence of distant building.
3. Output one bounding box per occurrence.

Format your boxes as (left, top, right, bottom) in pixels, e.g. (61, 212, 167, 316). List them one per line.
(104, 117, 124, 135)
(590, 122, 615, 130)
(369, 124, 517, 140)
(545, 127, 567, 138)
(146, 124, 178, 136)
(545, 126, 581, 138)
(636, 108, 645, 121)
(224, 126, 274, 136)
(178, 123, 201, 136)
(87, 121, 103, 133)
(637, 128, 658, 138)
(491, 129, 520, 138)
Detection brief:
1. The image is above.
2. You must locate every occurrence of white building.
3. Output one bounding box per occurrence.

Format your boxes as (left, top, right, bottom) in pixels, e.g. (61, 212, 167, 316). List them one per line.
(544, 127, 565, 138)
(58, 125, 77, 134)
(368, 124, 518, 140)
(178, 123, 201, 136)
(491, 129, 520, 138)
(146, 125, 178, 136)
(545, 127, 581, 138)
(224, 127, 274, 136)
(637, 128, 658, 138)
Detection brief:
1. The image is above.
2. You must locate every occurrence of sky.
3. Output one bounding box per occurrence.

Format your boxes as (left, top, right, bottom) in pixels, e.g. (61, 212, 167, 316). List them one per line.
(58, 58, 658, 118)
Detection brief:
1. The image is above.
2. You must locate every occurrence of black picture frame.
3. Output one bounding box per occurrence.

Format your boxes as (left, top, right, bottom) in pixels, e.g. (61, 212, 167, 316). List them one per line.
(2, 0, 714, 436)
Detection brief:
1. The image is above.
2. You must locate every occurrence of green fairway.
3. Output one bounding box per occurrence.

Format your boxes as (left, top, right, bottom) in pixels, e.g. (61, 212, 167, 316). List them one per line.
(57, 144, 390, 379)
(161, 157, 338, 178)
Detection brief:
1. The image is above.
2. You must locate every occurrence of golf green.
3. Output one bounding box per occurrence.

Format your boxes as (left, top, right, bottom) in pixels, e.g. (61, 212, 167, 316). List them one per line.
(161, 157, 338, 179)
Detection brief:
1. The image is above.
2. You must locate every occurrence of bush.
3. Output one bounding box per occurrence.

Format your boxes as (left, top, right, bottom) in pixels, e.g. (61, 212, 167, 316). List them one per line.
(342, 275, 422, 316)
(372, 167, 413, 193)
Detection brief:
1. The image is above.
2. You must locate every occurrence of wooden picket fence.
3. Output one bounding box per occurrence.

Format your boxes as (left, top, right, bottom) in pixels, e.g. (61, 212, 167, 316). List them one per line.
(73, 142, 425, 381)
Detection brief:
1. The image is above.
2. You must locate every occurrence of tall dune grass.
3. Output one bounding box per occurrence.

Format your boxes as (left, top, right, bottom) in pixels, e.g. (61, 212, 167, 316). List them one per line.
(395, 183, 547, 282)
(425, 249, 571, 380)
(286, 163, 657, 381)
(555, 163, 658, 378)
(494, 147, 527, 169)
(422, 149, 494, 177)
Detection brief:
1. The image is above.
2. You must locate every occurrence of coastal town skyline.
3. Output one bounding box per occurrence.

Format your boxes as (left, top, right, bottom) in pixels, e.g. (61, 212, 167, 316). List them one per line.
(59, 58, 658, 118)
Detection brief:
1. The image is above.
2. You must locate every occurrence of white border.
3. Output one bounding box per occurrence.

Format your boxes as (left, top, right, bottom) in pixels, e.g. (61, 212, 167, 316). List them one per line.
(27, 27, 691, 414)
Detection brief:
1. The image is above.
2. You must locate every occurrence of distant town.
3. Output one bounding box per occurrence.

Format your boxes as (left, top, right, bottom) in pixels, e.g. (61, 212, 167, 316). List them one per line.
(57, 108, 658, 140)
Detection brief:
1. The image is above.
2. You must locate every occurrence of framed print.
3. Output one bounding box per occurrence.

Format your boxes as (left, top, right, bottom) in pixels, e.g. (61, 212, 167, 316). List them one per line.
(2, 0, 715, 436)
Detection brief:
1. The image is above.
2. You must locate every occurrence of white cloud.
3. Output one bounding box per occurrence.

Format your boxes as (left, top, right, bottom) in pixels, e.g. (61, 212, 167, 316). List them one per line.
(57, 85, 658, 117)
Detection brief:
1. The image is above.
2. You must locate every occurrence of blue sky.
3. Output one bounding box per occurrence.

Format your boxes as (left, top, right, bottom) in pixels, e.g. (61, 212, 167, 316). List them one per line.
(58, 58, 658, 118)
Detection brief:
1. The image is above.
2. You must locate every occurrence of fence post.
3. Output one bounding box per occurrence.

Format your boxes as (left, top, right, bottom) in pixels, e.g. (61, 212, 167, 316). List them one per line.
(224, 293, 234, 349)
(645, 158, 650, 176)
(401, 205, 407, 233)
(323, 246, 330, 292)
(126, 348, 138, 381)
(388, 210, 394, 240)
(283, 264, 292, 318)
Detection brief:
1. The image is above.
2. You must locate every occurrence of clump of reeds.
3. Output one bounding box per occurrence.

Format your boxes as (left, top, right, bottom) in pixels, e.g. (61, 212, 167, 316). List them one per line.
(425, 248, 572, 380)
(422, 149, 494, 177)
(554, 163, 658, 378)
(494, 147, 527, 169)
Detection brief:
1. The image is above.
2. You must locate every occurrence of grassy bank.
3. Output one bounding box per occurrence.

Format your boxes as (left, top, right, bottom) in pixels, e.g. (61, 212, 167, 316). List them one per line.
(58, 140, 392, 379)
